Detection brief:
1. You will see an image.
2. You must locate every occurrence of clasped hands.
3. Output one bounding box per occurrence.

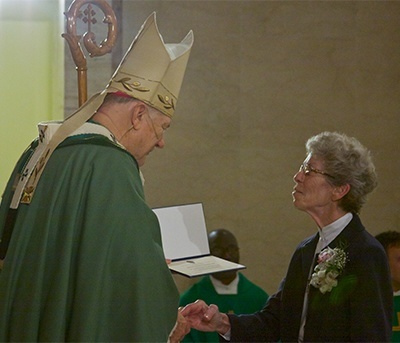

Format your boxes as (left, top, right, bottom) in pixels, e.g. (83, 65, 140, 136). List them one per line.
(168, 300, 231, 343)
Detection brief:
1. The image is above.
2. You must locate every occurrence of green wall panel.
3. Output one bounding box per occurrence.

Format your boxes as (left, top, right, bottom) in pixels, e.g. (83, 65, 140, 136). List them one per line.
(0, 0, 64, 195)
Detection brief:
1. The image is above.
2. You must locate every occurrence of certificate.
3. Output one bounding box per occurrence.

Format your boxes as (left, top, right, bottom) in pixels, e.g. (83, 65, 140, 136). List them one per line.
(153, 203, 246, 278)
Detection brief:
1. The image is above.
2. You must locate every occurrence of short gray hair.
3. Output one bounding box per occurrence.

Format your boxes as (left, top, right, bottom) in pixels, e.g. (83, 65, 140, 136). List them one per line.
(102, 93, 138, 105)
(306, 131, 377, 214)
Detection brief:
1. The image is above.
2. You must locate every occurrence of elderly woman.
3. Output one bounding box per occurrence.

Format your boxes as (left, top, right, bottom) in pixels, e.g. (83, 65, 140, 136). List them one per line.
(179, 132, 392, 342)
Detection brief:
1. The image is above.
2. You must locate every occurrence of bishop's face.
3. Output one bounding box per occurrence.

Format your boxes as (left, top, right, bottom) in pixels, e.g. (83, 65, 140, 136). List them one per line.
(123, 106, 170, 167)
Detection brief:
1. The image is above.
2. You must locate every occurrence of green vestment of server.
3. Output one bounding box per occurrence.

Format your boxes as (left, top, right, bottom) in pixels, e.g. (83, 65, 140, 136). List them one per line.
(179, 273, 269, 343)
(392, 292, 400, 342)
(0, 130, 179, 342)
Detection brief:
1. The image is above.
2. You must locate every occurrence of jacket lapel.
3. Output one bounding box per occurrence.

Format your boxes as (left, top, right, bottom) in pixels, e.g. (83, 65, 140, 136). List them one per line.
(301, 233, 319, 278)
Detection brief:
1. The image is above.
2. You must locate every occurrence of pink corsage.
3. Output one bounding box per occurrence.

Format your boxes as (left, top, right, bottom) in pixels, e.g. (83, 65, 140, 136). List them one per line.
(310, 246, 348, 294)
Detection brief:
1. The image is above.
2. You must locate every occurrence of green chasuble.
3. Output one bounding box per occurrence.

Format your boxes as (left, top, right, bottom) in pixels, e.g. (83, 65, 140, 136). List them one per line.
(0, 133, 179, 342)
(179, 273, 269, 343)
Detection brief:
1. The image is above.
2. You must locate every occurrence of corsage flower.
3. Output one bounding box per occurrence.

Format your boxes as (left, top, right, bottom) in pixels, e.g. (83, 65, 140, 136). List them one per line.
(310, 246, 348, 294)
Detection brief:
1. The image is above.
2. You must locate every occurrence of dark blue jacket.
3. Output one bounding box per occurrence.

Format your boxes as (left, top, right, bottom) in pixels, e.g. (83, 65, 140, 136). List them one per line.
(228, 214, 392, 342)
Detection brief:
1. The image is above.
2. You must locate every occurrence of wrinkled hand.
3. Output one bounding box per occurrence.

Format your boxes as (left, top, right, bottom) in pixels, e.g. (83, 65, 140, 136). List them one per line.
(168, 308, 191, 343)
(180, 300, 231, 335)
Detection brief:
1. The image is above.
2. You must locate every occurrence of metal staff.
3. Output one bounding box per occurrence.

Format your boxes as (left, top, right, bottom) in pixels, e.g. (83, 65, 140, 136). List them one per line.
(63, 0, 117, 106)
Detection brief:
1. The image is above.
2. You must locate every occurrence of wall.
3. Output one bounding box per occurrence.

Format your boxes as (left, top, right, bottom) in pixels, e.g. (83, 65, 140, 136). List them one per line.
(0, 0, 64, 193)
(64, 0, 400, 295)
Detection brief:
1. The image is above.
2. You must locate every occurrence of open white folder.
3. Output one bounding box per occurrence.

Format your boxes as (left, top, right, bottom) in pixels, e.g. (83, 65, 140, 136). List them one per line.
(153, 203, 246, 278)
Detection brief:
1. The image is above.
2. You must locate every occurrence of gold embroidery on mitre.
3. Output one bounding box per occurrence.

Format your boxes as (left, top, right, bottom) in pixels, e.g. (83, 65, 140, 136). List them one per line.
(157, 94, 175, 110)
(21, 186, 35, 204)
(116, 78, 150, 92)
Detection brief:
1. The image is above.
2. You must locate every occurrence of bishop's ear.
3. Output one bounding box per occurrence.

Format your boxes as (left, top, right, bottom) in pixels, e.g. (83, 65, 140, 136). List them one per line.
(130, 102, 147, 128)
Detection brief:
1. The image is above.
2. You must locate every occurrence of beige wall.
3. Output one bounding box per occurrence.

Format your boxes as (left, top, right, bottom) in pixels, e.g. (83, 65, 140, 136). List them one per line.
(64, 0, 400, 295)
